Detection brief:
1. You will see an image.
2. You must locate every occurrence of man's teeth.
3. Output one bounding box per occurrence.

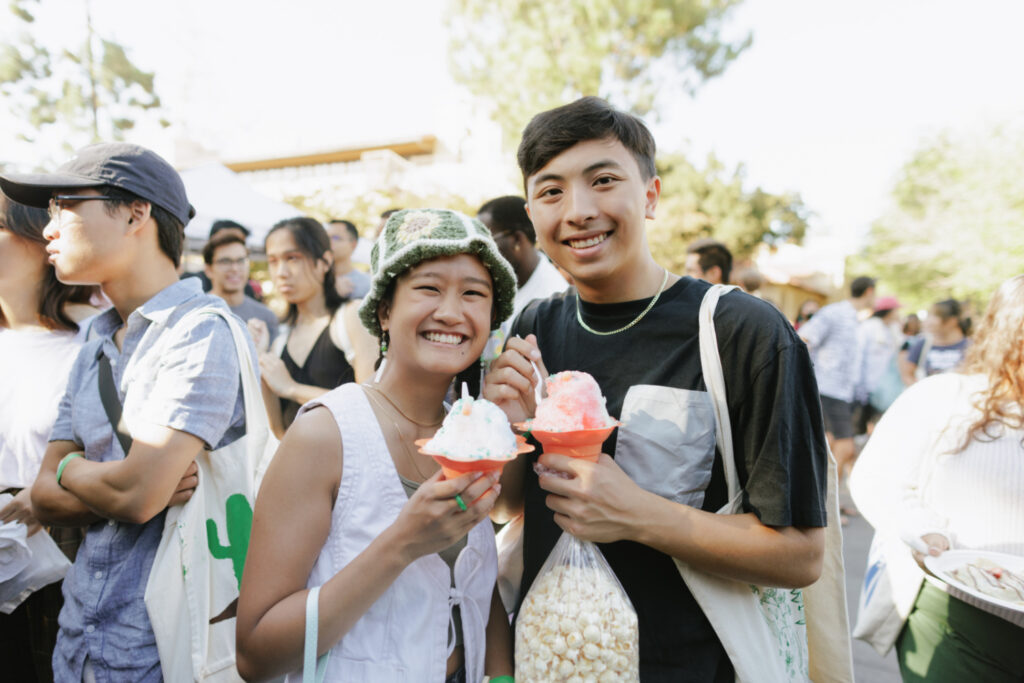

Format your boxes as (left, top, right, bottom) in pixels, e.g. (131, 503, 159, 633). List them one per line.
(425, 332, 463, 345)
(568, 233, 608, 249)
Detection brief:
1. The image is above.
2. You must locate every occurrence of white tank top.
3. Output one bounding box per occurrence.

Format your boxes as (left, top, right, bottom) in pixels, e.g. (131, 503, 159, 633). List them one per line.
(285, 383, 497, 682)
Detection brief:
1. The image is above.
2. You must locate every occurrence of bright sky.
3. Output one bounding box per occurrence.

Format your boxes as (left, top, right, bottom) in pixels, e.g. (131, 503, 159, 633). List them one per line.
(5, 0, 1023, 249)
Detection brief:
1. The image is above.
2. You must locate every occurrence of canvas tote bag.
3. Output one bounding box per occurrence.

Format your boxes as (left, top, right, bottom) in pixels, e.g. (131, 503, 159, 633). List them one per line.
(143, 307, 279, 682)
(673, 284, 854, 683)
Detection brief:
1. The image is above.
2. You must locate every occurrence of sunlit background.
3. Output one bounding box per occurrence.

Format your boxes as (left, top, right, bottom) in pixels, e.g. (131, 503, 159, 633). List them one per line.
(3, 0, 1022, 315)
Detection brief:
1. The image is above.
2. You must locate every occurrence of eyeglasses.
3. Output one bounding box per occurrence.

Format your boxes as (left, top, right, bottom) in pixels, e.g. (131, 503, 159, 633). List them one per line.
(47, 195, 116, 224)
(213, 256, 249, 268)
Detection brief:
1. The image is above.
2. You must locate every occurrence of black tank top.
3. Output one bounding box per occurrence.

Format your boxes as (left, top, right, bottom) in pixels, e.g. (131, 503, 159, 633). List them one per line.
(280, 318, 354, 427)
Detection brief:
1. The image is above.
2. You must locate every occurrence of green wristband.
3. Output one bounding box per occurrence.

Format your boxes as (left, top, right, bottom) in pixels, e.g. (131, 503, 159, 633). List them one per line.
(56, 452, 84, 489)
(489, 677, 514, 683)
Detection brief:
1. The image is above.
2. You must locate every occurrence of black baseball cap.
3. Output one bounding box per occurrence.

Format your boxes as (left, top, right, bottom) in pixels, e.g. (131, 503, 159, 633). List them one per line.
(0, 142, 196, 226)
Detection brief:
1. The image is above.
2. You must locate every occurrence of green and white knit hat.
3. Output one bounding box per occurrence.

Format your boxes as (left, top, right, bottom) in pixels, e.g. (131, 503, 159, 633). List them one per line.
(358, 208, 517, 337)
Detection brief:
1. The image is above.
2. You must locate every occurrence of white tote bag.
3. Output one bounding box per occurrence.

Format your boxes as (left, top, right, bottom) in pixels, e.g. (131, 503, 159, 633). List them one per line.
(673, 285, 854, 683)
(143, 307, 279, 682)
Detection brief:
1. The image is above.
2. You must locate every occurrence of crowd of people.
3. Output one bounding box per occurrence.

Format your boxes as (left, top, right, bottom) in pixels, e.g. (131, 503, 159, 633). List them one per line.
(0, 95, 1019, 683)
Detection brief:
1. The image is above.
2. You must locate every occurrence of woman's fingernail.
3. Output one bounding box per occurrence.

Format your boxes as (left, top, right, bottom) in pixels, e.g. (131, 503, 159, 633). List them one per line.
(492, 484, 502, 496)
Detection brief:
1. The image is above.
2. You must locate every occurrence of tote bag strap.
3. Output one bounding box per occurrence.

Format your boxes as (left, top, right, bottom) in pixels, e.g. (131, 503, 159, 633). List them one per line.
(304, 586, 330, 683)
(697, 284, 742, 512)
(181, 306, 273, 447)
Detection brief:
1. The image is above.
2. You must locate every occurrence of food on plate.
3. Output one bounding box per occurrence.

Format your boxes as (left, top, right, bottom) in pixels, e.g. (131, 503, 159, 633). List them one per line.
(948, 558, 1024, 604)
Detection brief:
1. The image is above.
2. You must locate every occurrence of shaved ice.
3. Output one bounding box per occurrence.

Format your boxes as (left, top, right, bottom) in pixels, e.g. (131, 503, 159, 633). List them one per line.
(423, 391, 518, 462)
(532, 371, 615, 432)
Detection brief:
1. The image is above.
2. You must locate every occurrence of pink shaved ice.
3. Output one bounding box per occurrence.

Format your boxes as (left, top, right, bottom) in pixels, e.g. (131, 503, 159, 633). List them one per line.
(532, 371, 615, 431)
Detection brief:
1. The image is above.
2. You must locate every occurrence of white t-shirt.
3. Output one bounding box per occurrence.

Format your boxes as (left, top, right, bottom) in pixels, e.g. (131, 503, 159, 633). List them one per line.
(0, 321, 91, 489)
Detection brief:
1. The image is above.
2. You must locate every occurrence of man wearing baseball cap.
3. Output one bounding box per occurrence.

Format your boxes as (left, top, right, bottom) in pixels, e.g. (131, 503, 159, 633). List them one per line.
(1, 142, 251, 681)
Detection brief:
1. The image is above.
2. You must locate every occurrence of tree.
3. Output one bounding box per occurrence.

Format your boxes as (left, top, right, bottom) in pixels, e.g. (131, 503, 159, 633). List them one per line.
(446, 0, 750, 144)
(0, 0, 167, 160)
(648, 152, 810, 271)
(852, 124, 1024, 312)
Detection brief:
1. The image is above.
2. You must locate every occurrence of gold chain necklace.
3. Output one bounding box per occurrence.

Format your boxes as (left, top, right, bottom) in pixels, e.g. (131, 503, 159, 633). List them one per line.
(363, 384, 445, 427)
(575, 268, 670, 336)
(363, 385, 442, 481)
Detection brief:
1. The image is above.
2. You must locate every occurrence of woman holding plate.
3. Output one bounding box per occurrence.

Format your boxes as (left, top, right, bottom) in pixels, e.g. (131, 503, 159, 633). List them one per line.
(850, 275, 1024, 682)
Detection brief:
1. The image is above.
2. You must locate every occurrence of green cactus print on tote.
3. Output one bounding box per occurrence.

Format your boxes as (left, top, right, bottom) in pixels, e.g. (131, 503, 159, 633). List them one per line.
(206, 493, 253, 588)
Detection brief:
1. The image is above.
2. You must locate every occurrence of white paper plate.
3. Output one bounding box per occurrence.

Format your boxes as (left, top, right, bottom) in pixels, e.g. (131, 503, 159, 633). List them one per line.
(925, 549, 1024, 613)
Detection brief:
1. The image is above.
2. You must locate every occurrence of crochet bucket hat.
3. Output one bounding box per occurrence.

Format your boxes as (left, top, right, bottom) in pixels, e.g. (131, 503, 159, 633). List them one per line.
(358, 208, 517, 337)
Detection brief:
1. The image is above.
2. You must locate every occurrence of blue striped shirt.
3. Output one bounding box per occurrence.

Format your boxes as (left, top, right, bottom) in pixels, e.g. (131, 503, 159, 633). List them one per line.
(49, 279, 249, 682)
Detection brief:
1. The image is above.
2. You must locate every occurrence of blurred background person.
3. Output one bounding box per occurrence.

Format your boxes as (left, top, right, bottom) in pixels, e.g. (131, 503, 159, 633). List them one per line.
(326, 218, 370, 299)
(477, 195, 567, 343)
(684, 237, 732, 284)
(252, 217, 376, 438)
(854, 296, 905, 436)
(0, 196, 99, 682)
(900, 298, 971, 385)
(800, 275, 875, 516)
(202, 230, 279, 342)
(850, 275, 1024, 681)
(794, 298, 820, 330)
(183, 219, 262, 299)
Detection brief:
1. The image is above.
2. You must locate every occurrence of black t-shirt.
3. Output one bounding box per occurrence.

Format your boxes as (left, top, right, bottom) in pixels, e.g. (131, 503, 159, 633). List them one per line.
(512, 276, 828, 683)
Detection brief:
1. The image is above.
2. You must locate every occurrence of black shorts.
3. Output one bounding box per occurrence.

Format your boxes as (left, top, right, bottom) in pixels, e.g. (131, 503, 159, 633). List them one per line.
(820, 395, 854, 440)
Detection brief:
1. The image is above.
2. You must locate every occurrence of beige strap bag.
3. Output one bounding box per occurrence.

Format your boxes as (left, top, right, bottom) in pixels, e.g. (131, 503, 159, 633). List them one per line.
(673, 284, 854, 682)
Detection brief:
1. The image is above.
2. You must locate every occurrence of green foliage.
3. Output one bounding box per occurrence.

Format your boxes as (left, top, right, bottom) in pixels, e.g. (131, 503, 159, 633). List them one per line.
(852, 124, 1024, 312)
(0, 0, 166, 158)
(446, 0, 750, 144)
(648, 152, 809, 271)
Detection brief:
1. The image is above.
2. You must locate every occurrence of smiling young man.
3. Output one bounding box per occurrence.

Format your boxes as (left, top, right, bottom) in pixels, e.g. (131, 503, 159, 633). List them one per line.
(0, 142, 250, 681)
(483, 97, 829, 681)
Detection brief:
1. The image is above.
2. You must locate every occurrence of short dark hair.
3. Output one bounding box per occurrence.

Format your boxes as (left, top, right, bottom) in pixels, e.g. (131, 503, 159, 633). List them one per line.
(202, 231, 248, 265)
(477, 195, 535, 244)
(0, 196, 96, 332)
(328, 218, 359, 241)
(266, 216, 346, 325)
(517, 96, 657, 190)
(933, 298, 972, 335)
(686, 238, 733, 283)
(850, 276, 876, 298)
(380, 208, 401, 220)
(103, 185, 185, 267)
(210, 219, 250, 238)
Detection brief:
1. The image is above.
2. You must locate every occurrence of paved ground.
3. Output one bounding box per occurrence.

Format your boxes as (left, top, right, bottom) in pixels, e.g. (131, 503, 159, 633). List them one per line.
(840, 497, 902, 682)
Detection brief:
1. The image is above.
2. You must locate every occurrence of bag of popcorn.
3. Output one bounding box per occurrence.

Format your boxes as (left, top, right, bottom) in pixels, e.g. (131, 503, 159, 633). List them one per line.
(515, 532, 639, 682)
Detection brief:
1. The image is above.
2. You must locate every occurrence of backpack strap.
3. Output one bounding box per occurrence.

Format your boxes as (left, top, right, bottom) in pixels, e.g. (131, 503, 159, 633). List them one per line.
(96, 347, 134, 457)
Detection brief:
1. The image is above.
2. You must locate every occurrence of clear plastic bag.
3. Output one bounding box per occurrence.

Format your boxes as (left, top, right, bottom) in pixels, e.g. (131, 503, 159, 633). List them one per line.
(515, 531, 639, 682)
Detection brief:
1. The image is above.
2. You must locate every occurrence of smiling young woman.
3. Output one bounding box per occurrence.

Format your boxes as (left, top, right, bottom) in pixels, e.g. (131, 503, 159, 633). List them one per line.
(236, 209, 518, 682)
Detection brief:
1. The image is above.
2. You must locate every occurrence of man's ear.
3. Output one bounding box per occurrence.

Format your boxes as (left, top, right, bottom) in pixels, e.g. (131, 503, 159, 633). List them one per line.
(644, 176, 661, 220)
(204, 263, 215, 280)
(126, 200, 151, 233)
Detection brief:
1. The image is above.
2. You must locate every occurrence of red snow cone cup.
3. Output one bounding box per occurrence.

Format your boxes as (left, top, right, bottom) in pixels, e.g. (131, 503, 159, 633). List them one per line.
(416, 435, 534, 480)
(515, 422, 621, 462)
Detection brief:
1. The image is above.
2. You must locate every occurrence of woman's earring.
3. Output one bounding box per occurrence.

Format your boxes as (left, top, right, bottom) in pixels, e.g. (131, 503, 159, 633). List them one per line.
(380, 332, 389, 357)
